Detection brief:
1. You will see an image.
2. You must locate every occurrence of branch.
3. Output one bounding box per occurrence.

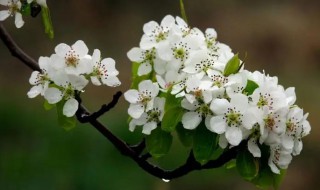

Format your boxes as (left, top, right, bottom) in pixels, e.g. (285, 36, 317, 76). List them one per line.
(0, 23, 242, 180)
(0, 23, 40, 71)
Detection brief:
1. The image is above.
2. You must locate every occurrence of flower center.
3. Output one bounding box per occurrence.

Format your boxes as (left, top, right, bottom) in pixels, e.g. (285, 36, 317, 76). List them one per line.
(65, 50, 80, 67)
(224, 108, 242, 127)
(9, 3, 19, 15)
(264, 116, 275, 130)
(147, 107, 161, 123)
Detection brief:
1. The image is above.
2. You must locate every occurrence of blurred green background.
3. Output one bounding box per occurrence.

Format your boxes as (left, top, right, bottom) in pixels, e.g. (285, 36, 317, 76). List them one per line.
(0, 0, 319, 189)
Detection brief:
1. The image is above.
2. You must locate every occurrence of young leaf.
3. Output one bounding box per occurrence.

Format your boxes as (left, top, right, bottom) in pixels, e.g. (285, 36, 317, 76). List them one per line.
(56, 100, 76, 130)
(236, 149, 259, 181)
(192, 122, 218, 165)
(161, 106, 184, 132)
(41, 6, 54, 39)
(244, 80, 259, 95)
(146, 127, 173, 158)
(44, 99, 55, 110)
(224, 53, 241, 76)
(176, 122, 194, 147)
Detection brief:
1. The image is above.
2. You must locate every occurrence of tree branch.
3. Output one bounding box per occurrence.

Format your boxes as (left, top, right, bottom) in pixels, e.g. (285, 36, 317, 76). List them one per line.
(0, 23, 242, 180)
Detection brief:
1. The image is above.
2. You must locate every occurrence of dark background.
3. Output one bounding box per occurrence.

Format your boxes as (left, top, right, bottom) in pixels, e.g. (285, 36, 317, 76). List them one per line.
(0, 0, 319, 189)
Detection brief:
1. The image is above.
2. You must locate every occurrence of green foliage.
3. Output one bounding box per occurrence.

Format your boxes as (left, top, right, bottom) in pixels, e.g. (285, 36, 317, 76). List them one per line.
(244, 80, 259, 95)
(146, 127, 173, 158)
(20, 2, 31, 16)
(192, 122, 218, 164)
(176, 123, 194, 147)
(236, 149, 259, 181)
(43, 99, 55, 110)
(223, 53, 241, 76)
(179, 0, 188, 24)
(161, 107, 184, 132)
(41, 6, 54, 39)
(56, 100, 76, 131)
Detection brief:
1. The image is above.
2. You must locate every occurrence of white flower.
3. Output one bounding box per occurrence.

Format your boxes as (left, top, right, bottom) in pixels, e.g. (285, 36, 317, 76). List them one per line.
(127, 47, 166, 75)
(268, 145, 292, 174)
(140, 15, 175, 50)
(209, 94, 259, 146)
(52, 40, 92, 75)
(0, 0, 24, 28)
(44, 74, 88, 117)
(124, 80, 159, 119)
(129, 97, 165, 135)
(27, 56, 51, 98)
(90, 49, 121, 87)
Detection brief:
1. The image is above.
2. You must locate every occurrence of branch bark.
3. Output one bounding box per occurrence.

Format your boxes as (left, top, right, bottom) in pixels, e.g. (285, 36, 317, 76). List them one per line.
(0, 23, 241, 180)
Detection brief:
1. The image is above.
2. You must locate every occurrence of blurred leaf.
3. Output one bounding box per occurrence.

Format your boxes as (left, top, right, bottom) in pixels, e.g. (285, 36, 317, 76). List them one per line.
(224, 53, 240, 76)
(176, 122, 193, 147)
(244, 80, 259, 95)
(193, 122, 218, 165)
(41, 6, 54, 39)
(56, 100, 76, 130)
(236, 149, 259, 181)
(225, 159, 237, 169)
(161, 106, 184, 132)
(20, 2, 31, 16)
(44, 99, 55, 110)
(146, 127, 172, 158)
(179, 0, 188, 24)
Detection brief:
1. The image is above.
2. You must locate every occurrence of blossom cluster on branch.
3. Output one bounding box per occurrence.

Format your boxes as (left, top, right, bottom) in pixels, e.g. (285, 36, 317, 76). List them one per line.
(27, 40, 121, 117)
(124, 15, 311, 176)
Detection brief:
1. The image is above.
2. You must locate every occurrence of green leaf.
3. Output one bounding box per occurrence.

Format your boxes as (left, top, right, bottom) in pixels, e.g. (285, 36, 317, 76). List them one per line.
(56, 100, 76, 131)
(41, 6, 54, 39)
(244, 80, 259, 95)
(236, 149, 259, 181)
(161, 106, 184, 132)
(225, 159, 237, 169)
(251, 145, 286, 189)
(224, 53, 241, 76)
(20, 2, 31, 16)
(193, 122, 218, 164)
(176, 122, 193, 147)
(44, 100, 55, 110)
(179, 0, 188, 24)
(146, 127, 173, 158)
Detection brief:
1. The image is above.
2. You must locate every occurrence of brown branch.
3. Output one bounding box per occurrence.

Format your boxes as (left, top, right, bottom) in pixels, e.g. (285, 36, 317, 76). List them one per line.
(0, 22, 241, 180)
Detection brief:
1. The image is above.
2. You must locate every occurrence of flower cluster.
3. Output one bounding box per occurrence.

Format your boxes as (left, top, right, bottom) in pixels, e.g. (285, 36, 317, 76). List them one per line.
(28, 40, 121, 117)
(0, 0, 47, 28)
(124, 15, 311, 174)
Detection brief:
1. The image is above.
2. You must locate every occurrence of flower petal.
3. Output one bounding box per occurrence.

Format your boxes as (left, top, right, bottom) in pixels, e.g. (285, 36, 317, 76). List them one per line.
(124, 89, 140, 103)
(210, 98, 229, 115)
(44, 87, 63, 104)
(14, 12, 24, 28)
(248, 138, 261, 157)
(63, 98, 79, 117)
(128, 104, 144, 119)
(225, 126, 242, 146)
(27, 85, 42, 98)
(138, 62, 152, 76)
(127, 47, 144, 62)
(182, 112, 202, 130)
(72, 40, 89, 57)
(0, 10, 10, 21)
(55, 43, 71, 57)
(102, 77, 121, 87)
(142, 122, 157, 135)
(209, 115, 227, 134)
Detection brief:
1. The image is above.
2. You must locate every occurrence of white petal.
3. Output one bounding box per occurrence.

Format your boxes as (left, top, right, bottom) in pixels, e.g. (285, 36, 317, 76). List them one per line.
(0, 10, 10, 21)
(72, 40, 88, 57)
(102, 77, 121, 87)
(90, 76, 101, 86)
(29, 71, 40, 85)
(55, 43, 71, 57)
(44, 87, 63, 104)
(205, 28, 217, 39)
(181, 98, 198, 111)
(182, 112, 202, 130)
(142, 122, 158, 135)
(0, 0, 10, 6)
(124, 89, 140, 103)
(225, 126, 242, 146)
(138, 62, 152, 76)
(14, 12, 24, 28)
(282, 135, 294, 151)
(127, 47, 144, 62)
(185, 94, 196, 104)
(27, 85, 43, 98)
(210, 98, 229, 115)
(139, 80, 159, 98)
(160, 15, 175, 29)
(157, 42, 172, 61)
(129, 120, 137, 132)
(63, 98, 79, 117)
(128, 104, 144, 119)
(186, 77, 200, 92)
(248, 138, 261, 157)
(293, 140, 303, 156)
(68, 74, 89, 90)
(139, 35, 155, 50)
(219, 135, 228, 149)
(230, 93, 248, 113)
(209, 115, 227, 134)
(92, 49, 101, 64)
(153, 58, 166, 75)
(143, 21, 159, 34)
(268, 159, 280, 174)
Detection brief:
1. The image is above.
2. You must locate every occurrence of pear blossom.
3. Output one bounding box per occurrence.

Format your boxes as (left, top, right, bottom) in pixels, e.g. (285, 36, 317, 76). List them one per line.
(124, 80, 159, 119)
(129, 97, 165, 135)
(209, 94, 259, 146)
(51, 40, 92, 75)
(0, 0, 24, 28)
(90, 49, 121, 87)
(27, 56, 52, 98)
